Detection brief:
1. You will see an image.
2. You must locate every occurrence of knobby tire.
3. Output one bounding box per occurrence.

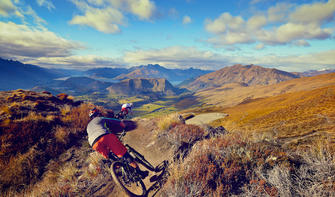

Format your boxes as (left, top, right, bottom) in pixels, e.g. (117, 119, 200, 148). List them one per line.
(110, 161, 147, 197)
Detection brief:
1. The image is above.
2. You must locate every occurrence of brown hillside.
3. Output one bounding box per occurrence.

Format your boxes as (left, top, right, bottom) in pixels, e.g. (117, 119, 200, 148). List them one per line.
(195, 72, 335, 108)
(0, 90, 91, 194)
(183, 64, 299, 91)
(213, 84, 335, 149)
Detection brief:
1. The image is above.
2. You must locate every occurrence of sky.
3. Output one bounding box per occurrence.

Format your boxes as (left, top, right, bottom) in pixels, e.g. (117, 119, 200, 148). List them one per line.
(0, 0, 334, 72)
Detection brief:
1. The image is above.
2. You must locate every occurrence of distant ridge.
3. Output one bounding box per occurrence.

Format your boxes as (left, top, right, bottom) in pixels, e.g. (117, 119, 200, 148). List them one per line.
(182, 64, 300, 91)
(114, 64, 212, 84)
(107, 78, 184, 96)
(296, 69, 335, 77)
(0, 58, 62, 91)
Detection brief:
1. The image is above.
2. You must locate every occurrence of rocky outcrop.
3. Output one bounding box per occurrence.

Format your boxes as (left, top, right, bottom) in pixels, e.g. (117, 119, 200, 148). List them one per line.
(107, 78, 184, 96)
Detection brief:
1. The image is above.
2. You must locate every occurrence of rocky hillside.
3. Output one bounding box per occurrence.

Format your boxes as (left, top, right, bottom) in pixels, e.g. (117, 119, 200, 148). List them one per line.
(183, 64, 299, 91)
(0, 89, 90, 194)
(107, 78, 185, 96)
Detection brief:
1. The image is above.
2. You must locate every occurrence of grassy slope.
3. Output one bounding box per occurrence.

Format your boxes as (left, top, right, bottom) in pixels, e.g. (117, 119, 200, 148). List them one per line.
(212, 85, 335, 149)
(195, 72, 335, 108)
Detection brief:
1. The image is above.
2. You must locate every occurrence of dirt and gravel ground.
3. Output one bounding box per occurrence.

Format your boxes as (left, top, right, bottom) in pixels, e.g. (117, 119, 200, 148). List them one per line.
(185, 112, 228, 126)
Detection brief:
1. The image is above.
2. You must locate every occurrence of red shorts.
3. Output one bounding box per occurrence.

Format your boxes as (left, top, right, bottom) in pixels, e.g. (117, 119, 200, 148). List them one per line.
(92, 133, 127, 159)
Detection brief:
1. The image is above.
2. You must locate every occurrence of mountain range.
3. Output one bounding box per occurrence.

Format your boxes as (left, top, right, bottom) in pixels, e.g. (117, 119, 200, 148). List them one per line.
(1, 57, 334, 97)
(113, 64, 213, 84)
(182, 64, 300, 91)
(0, 58, 64, 91)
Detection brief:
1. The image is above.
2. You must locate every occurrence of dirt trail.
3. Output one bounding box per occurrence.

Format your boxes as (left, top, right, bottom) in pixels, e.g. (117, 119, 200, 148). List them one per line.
(101, 113, 228, 196)
(185, 113, 228, 126)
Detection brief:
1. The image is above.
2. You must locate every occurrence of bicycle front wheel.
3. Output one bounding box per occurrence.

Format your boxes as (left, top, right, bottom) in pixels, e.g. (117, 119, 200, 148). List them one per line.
(110, 161, 147, 197)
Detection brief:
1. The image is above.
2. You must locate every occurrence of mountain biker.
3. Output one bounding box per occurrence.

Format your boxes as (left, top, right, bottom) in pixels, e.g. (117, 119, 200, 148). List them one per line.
(87, 107, 148, 179)
(121, 103, 133, 117)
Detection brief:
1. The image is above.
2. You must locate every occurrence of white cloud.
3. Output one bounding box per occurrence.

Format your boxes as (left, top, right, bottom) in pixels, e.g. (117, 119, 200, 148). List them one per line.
(69, 7, 125, 34)
(70, 0, 155, 33)
(126, 0, 156, 20)
(289, 0, 335, 25)
(205, 0, 334, 47)
(293, 40, 310, 47)
(182, 15, 191, 24)
(0, 0, 22, 17)
(258, 23, 332, 44)
(123, 46, 335, 72)
(24, 55, 126, 69)
(247, 15, 267, 30)
(250, 50, 335, 72)
(124, 46, 231, 69)
(0, 21, 83, 58)
(207, 32, 253, 46)
(267, 2, 292, 22)
(36, 0, 55, 11)
(206, 12, 244, 34)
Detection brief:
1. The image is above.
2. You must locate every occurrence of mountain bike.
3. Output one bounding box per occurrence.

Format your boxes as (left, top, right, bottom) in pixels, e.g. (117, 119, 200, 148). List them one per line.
(109, 132, 168, 197)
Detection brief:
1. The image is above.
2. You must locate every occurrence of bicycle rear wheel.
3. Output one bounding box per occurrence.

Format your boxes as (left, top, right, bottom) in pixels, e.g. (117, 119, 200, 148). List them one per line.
(110, 161, 147, 197)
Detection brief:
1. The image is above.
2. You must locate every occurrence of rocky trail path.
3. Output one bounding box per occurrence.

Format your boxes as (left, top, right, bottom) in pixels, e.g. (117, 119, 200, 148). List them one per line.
(185, 112, 228, 125)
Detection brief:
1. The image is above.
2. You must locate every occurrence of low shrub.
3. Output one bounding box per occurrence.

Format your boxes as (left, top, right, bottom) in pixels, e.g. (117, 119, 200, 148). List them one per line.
(161, 131, 335, 196)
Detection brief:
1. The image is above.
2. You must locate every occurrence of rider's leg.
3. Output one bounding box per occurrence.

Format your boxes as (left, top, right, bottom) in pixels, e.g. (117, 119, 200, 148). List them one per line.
(93, 134, 127, 159)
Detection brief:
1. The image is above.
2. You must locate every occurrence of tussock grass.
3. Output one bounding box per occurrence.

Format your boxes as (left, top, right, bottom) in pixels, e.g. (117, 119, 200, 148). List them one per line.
(0, 90, 91, 194)
(157, 113, 185, 131)
(213, 85, 335, 148)
(161, 127, 335, 196)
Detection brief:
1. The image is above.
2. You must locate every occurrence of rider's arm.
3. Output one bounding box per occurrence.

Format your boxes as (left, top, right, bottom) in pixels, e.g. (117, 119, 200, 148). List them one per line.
(102, 117, 125, 133)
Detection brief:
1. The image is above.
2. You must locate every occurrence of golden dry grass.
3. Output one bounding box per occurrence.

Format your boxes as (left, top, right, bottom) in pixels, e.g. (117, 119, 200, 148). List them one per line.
(213, 85, 335, 149)
(195, 72, 335, 108)
(0, 90, 92, 194)
(157, 112, 184, 131)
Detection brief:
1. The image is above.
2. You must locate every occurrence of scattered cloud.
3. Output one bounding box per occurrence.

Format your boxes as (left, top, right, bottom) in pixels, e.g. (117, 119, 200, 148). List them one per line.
(293, 40, 310, 47)
(205, 0, 335, 47)
(267, 2, 292, 22)
(247, 15, 267, 30)
(255, 43, 264, 50)
(289, 0, 335, 25)
(69, 7, 125, 34)
(123, 46, 231, 69)
(0, 21, 83, 59)
(36, 0, 55, 11)
(25, 5, 47, 26)
(69, 0, 156, 33)
(182, 15, 191, 24)
(123, 46, 335, 72)
(24, 55, 126, 69)
(250, 49, 335, 72)
(0, 0, 22, 17)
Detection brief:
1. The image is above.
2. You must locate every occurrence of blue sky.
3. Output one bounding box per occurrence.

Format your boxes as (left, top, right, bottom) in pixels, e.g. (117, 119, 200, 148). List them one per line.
(0, 0, 334, 71)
